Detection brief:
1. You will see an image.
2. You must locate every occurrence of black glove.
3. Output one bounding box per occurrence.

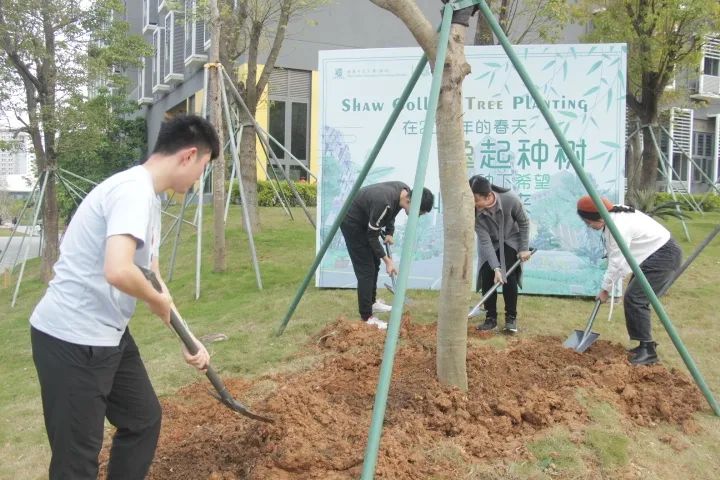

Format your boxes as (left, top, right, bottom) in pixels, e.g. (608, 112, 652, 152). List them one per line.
(440, 0, 480, 27)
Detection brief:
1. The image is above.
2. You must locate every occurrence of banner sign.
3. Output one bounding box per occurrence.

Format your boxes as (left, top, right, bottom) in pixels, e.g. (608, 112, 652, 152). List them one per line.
(317, 44, 627, 296)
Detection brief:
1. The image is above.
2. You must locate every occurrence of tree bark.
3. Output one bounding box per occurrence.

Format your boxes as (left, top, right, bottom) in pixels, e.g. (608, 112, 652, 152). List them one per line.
(474, 7, 494, 45)
(637, 74, 660, 190)
(370, 0, 474, 390)
(435, 24, 474, 391)
(209, 0, 226, 272)
(237, 21, 263, 231)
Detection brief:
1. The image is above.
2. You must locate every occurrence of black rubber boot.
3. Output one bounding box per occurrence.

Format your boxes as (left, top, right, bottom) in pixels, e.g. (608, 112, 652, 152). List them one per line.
(476, 316, 497, 331)
(627, 343, 643, 357)
(504, 314, 518, 333)
(629, 341, 659, 365)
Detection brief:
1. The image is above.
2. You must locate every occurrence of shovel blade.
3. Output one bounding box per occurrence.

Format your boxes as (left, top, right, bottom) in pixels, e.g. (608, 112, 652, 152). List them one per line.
(468, 304, 486, 319)
(384, 283, 415, 305)
(563, 330, 600, 353)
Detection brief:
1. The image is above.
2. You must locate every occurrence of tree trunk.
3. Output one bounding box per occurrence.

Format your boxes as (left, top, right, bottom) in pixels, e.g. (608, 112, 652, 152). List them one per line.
(640, 124, 660, 190)
(436, 24, 475, 391)
(473, 5, 494, 45)
(626, 123, 643, 200)
(209, 0, 226, 272)
(239, 121, 260, 230)
(41, 173, 59, 282)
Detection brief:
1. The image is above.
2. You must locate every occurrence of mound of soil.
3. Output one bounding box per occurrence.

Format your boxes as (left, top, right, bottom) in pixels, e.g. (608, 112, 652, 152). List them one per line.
(132, 318, 704, 479)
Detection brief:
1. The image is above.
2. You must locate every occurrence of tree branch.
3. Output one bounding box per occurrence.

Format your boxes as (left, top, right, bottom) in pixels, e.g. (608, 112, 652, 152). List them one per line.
(369, 0, 437, 59)
(255, 0, 291, 96)
(0, 2, 42, 90)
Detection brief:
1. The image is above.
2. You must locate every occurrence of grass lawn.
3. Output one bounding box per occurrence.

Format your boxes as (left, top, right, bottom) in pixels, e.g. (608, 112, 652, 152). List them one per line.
(1, 206, 719, 479)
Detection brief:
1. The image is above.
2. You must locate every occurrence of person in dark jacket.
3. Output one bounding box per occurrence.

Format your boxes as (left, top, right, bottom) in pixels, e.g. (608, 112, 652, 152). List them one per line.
(340, 181, 434, 329)
(470, 175, 531, 333)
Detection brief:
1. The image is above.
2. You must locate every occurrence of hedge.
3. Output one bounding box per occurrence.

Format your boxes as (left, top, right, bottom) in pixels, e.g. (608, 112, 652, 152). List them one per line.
(227, 180, 317, 207)
(655, 192, 720, 212)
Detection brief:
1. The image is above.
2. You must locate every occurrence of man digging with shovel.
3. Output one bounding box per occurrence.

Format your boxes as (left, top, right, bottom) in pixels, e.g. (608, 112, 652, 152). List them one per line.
(29, 116, 219, 480)
(340, 181, 434, 329)
(576, 195, 682, 365)
(470, 175, 532, 333)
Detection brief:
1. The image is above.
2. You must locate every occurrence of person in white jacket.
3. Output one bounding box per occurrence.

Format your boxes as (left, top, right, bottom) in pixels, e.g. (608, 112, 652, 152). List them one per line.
(576, 195, 682, 365)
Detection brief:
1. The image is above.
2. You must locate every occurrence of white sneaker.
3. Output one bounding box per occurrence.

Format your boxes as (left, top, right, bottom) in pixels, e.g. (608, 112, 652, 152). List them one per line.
(372, 300, 393, 313)
(366, 316, 388, 330)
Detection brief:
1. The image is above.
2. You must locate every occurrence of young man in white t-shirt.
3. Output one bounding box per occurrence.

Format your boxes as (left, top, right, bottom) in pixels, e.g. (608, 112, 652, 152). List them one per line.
(576, 195, 682, 365)
(30, 115, 220, 479)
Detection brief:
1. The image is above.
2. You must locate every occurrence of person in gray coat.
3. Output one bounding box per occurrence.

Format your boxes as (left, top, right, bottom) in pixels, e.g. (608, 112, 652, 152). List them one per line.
(470, 175, 531, 333)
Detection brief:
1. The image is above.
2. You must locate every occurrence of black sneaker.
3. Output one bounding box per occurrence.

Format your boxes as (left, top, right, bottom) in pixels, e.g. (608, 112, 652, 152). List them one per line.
(629, 341, 659, 365)
(504, 315, 518, 333)
(476, 317, 497, 331)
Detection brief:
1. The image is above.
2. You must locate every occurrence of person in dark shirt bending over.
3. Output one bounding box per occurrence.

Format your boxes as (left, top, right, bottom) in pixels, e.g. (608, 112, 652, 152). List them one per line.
(340, 181, 434, 329)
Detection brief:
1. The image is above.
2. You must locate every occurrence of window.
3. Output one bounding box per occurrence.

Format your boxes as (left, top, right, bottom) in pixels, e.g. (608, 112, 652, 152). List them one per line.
(267, 68, 311, 178)
(693, 131, 715, 181)
(143, 0, 157, 32)
(694, 132, 713, 157)
(291, 102, 308, 160)
(268, 101, 286, 159)
(163, 15, 171, 79)
(671, 153, 688, 181)
(704, 57, 720, 77)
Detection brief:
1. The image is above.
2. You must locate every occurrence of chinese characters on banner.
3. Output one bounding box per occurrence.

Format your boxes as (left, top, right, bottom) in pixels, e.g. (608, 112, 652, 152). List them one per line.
(318, 44, 627, 296)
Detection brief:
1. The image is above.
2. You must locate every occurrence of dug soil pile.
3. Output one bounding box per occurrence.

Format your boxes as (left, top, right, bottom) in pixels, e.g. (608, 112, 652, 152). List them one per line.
(137, 318, 704, 479)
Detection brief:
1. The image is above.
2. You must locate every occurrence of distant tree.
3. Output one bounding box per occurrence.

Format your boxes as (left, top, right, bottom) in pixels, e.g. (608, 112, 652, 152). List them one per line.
(574, 0, 720, 195)
(0, 0, 149, 281)
(474, 0, 570, 45)
(219, 0, 329, 231)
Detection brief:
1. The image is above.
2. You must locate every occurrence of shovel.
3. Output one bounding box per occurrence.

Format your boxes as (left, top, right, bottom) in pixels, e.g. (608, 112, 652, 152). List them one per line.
(468, 248, 536, 319)
(383, 241, 414, 305)
(139, 266, 274, 423)
(563, 299, 601, 353)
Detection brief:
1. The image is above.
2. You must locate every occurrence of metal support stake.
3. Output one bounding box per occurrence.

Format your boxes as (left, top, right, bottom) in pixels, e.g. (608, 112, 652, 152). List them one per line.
(275, 54, 430, 336)
(660, 125, 720, 198)
(224, 125, 243, 224)
(220, 70, 263, 290)
(167, 189, 192, 281)
(195, 164, 209, 299)
(12, 171, 49, 307)
(221, 67, 313, 227)
(476, 0, 719, 416)
(0, 175, 41, 267)
(257, 136, 295, 219)
(256, 152, 293, 217)
(647, 127, 691, 240)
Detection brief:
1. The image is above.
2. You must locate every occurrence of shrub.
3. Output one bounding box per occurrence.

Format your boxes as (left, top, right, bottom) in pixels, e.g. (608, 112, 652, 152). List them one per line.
(653, 192, 719, 212)
(226, 180, 317, 207)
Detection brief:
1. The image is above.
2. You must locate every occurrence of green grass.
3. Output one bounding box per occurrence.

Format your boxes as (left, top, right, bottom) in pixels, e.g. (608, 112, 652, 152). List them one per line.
(1, 207, 719, 479)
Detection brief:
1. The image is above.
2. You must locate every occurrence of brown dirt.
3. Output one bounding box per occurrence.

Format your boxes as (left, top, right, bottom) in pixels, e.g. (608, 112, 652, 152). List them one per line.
(111, 318, 705, 479)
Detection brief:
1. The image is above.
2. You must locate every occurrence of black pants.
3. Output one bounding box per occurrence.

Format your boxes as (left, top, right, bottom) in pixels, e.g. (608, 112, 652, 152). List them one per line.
(31, 327, 162, 480)
(624, 238, 682, 342)
(341, 222, 380, 319)
(478, 244, 519, 318)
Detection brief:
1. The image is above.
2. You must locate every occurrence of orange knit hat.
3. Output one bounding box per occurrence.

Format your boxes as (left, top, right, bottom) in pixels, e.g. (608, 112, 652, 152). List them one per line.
(576, 195, 613, 220)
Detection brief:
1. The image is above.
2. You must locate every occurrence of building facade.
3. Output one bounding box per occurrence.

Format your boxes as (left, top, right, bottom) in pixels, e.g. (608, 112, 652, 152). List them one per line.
(122, 1, 720, 192)
(0, 130, 34, 177)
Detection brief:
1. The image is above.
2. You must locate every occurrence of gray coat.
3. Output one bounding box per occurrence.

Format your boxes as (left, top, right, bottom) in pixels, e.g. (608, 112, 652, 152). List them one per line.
(475, 190, 530, 274)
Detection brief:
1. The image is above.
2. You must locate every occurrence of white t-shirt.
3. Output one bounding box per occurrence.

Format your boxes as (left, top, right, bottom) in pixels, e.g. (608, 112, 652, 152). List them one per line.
(601, 210, 671, 292)
(30, 166, 161, 346)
